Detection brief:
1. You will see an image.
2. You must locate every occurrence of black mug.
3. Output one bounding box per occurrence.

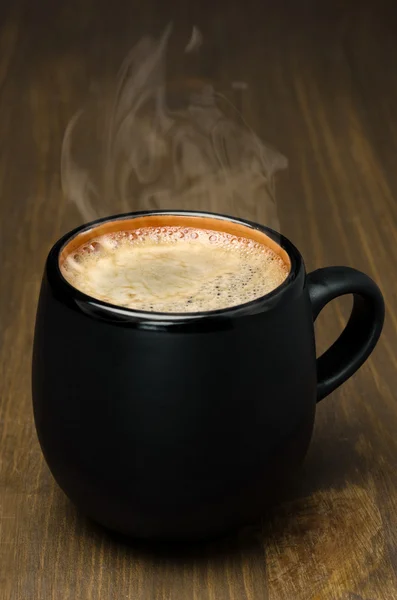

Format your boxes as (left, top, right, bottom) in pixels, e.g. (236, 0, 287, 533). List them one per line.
(32, 210, 385, 541)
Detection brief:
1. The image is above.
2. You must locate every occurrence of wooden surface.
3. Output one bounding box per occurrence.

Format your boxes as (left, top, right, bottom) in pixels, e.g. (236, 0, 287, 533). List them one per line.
(1, 0, 397, 598)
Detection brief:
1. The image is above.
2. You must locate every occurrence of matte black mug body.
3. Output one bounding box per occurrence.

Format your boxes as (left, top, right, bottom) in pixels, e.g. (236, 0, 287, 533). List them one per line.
(32, 211, 385, 541)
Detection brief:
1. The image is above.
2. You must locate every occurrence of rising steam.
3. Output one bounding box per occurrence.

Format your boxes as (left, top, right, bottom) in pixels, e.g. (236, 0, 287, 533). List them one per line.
(61, 24, 287, 228)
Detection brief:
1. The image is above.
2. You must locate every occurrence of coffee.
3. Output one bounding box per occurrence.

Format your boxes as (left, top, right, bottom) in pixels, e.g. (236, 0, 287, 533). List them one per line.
(60, 225, 289, 312)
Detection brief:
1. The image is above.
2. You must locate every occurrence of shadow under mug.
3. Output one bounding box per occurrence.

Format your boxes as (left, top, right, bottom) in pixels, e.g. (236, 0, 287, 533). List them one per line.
(32, 210, 385, 541)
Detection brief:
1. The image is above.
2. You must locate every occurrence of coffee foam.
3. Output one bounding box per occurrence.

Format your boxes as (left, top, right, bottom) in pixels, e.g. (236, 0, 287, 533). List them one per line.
(60, 226, 289, 313)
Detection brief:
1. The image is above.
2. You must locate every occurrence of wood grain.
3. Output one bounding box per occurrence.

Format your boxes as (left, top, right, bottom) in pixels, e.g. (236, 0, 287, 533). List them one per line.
(1, 0, 397, 598)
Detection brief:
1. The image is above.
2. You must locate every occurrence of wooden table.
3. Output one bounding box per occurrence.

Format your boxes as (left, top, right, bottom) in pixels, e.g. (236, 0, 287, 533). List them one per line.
(1, 1, 397, 598)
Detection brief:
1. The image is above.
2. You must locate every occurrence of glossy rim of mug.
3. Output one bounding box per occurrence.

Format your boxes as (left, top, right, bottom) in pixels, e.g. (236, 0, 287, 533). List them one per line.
(48, 210, 303, 324)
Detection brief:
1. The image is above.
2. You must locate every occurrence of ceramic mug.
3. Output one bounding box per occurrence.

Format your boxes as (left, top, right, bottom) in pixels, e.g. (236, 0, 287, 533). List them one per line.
(32, 211, 385, 541)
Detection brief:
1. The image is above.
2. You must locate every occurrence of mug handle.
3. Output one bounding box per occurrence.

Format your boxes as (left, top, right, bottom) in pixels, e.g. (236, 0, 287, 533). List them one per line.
(307, 266, 385, 402)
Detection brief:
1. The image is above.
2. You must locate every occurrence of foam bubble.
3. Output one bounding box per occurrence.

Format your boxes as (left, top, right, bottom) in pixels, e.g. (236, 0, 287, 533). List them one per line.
(61, 226, 289, 312)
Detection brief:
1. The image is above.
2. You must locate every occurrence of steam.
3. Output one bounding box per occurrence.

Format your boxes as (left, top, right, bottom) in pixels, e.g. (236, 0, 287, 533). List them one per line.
(185, 26, 203, 52)
(61, 25, 287, 228)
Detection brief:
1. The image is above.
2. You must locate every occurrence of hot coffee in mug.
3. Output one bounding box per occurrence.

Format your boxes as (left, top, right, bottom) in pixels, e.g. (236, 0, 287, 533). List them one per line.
(32, 211, 384, 541)
(60, 217, 289, 313)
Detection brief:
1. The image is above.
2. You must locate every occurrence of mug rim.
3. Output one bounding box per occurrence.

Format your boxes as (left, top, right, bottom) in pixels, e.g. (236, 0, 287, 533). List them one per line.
(47, 210, 303, 325)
